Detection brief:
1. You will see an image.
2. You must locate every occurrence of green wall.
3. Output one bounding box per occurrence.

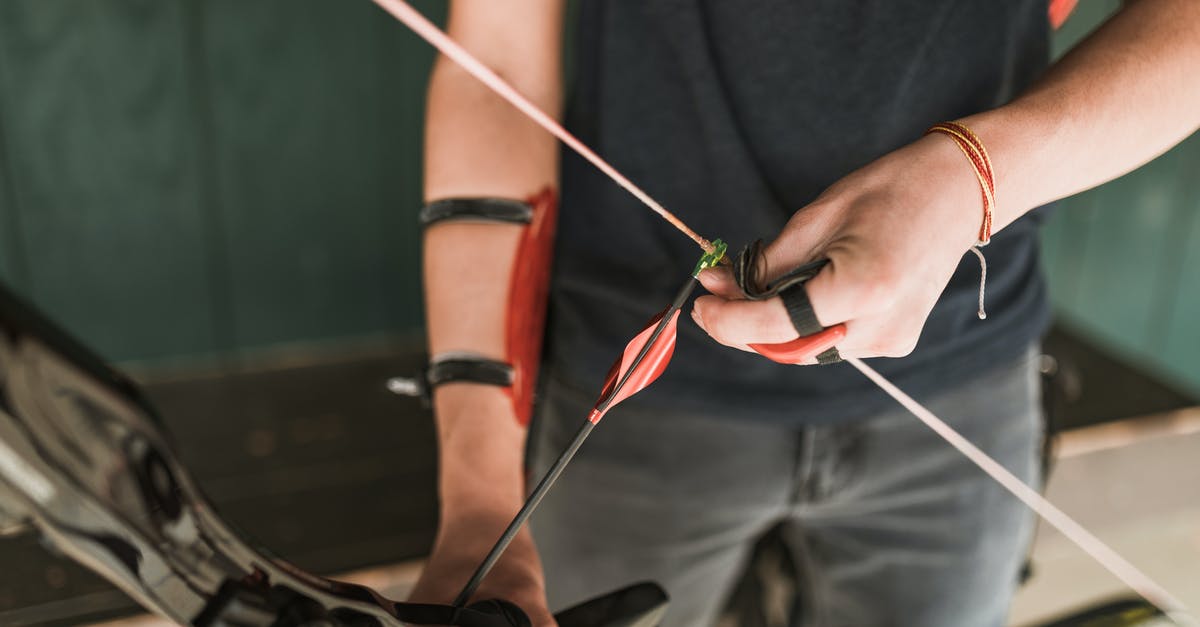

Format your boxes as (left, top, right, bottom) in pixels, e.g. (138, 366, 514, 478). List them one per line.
(1041, 1, 1200, 395)
(0, 1, 1197, 393)
(0, 0, 442, 367)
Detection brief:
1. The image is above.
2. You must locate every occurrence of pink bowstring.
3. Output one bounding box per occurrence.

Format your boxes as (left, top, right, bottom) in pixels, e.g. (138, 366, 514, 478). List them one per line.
(847, 357, 1192, 621)
(372, 0, 712, 254)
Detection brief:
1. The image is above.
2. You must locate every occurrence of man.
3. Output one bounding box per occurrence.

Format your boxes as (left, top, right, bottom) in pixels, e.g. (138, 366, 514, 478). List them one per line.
(408, 1, 1200, 625)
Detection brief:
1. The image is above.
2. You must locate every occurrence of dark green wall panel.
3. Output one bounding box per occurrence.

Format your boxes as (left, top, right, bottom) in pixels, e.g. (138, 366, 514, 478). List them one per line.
(1039, 0, 1200, 395)
(1046, 136, 1200, 395)
(1065, 152, 1184, 350)
(373, 0, 443, 335)
(1039, 194, 1094, 310)
(0, 0, 218, 362)
(202, 0, 420, 350)
(0, 9, 29, 292)
(0, 135, 18, 287)
(1154, 135, 1200, 393)
(0, 212, 10, 286)
(0, 0, 446, 365)
(1161, 191, 1200, 392)
(1051, 0, 1119, 58)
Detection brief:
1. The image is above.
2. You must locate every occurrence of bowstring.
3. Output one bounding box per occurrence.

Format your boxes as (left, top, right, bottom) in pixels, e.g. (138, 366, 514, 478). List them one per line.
(847, 357, 1192, 622)
(374, 0, 1195, 621)
(373, 0, 713, 255)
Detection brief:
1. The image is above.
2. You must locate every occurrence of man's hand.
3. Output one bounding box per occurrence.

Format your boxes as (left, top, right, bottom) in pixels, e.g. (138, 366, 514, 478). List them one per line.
(408, 514, 554, 627)
(692, 0, 1200, 360)
(407, 386, 557, 627)
(691, 133, 983, 361)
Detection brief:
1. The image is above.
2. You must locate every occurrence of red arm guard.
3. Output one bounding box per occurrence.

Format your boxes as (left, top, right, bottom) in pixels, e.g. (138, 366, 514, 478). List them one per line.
(505, 187, 557, 425)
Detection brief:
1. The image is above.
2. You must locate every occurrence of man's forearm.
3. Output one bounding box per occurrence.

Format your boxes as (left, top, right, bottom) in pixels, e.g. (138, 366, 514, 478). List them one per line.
(964, 0, 1200, 231)
(422, 0, 563, 520)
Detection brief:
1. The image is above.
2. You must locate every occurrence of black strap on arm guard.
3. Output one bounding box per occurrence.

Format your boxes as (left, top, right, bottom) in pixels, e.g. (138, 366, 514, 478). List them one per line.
(420, 198, 533, 227)
(391, 197, 537, 406)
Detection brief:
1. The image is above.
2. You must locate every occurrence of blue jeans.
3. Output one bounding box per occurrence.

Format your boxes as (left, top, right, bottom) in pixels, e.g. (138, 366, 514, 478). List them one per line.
(530, 347, 1042, 627)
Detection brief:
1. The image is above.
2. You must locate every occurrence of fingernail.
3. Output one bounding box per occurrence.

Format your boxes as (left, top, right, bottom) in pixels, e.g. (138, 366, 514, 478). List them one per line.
(691, 307, 705, 329)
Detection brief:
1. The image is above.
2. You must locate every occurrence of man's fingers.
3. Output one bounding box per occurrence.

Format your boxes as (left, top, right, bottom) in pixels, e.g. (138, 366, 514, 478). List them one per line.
(802, 256, 895, 329)
(756, 205, 835, 282)
(696, 267, 743, 299)
(692, 295, 798, 348)
(694, 243, 914, 361)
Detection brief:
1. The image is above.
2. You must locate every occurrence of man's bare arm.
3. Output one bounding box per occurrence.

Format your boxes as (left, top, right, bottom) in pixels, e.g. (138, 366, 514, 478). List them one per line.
(970, 0, 1200, 230)
(695, 0, 1200, 360)
(413, 0, 564, 620)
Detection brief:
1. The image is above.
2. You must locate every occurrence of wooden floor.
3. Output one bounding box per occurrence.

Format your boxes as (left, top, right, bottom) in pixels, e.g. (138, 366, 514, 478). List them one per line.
(0, 325, 1194, 626)
(1011, 409, 1200, 626)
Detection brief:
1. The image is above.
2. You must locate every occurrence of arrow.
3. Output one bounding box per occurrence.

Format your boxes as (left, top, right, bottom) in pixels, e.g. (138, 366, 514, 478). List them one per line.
(451, 242, 727, 608)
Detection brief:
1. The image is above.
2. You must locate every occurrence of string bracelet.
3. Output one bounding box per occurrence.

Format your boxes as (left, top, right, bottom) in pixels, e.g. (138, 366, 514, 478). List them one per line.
(925, 121, 995, 319)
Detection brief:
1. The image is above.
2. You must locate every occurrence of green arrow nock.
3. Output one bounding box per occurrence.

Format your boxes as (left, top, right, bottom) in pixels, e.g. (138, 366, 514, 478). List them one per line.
(693, 239, 727, 276)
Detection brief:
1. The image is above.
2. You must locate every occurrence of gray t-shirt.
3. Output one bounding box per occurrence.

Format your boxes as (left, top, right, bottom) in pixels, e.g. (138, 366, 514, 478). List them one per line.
(547, 0, 1053, 423)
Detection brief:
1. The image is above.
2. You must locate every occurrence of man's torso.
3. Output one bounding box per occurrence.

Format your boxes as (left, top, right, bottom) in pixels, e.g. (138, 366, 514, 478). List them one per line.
(548, 0, 1053, 423)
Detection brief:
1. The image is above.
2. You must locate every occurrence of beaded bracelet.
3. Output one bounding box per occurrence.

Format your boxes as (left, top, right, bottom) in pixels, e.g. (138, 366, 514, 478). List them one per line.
(925, 121, 995, 319)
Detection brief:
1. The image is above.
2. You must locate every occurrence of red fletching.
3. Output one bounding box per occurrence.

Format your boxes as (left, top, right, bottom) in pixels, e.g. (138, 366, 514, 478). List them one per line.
(589, 309, 680, 423)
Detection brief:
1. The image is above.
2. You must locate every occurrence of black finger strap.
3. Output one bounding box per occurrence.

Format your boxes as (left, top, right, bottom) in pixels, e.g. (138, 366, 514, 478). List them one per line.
(420, 198, 533, 227)
(733, 240, 842, 364)
(779, 285, 841, 364)
(734, 239, 827, 299)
